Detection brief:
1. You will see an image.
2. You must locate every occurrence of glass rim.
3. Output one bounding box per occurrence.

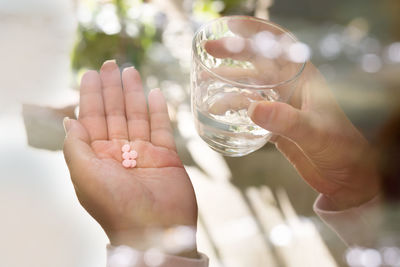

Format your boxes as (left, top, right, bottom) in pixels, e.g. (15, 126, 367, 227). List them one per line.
(192, 15, 307, 89)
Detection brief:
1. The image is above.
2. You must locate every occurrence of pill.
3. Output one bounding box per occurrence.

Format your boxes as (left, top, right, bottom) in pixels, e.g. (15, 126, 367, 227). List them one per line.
(129, 150, 138, 159)
(122, 159, 132, 168)
(122, 144, 131, 152)
(130, 160, 137, 168)
(122, 152, 131, 160)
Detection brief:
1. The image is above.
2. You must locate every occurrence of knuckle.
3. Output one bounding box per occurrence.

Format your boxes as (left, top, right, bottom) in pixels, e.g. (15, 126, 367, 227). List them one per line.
(268, 103, 298, 133)
(286, 109, 302, 133)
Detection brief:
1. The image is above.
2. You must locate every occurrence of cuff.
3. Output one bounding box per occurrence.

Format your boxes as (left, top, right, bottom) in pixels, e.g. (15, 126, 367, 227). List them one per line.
(107, 245, 209, 267)
(313, 194, 382, 247)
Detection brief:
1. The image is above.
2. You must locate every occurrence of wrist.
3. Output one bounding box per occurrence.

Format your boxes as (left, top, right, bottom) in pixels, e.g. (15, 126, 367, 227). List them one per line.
(324, 159, 381, 211)
(108, 225, 199, 259)
(323, 187, 379, 211)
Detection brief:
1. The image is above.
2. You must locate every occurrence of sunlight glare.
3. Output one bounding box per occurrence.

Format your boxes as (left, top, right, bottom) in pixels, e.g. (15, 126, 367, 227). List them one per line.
(269, 224, 293, 247)
(95, 4, 121, 35)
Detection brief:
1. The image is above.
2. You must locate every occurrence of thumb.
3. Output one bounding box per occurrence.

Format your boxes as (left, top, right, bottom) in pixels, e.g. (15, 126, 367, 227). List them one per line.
(63, 118, 96, 174)
(248, 101, 313, 147)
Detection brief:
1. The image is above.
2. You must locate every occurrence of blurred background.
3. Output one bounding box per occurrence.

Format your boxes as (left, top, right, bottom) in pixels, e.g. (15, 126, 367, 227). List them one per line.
(1, 0, 399, 266)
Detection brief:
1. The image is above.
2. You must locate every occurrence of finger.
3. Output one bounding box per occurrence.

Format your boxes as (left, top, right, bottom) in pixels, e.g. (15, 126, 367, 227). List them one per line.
(122, 67, 150, 141)
(204, 37, 255, 61)
(63, 118, 97, 185)
(202, 66, 280, 86)
(100, 60, 129, 140)
(301, 64, 337, 110)
(274, 136, 339, 195)
(204, 38, 282, 83)
(148, 89, 176, 151)
(248, 101, 319, 152)
(227, 18, 284, 38)
(201, 66, 261, 83)
(208, 91, 263, 116)
(78, 70, 108, 141)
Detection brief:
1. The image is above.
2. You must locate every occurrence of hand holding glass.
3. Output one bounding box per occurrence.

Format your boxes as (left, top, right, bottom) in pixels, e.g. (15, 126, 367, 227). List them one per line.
(191, 16, 306, 156)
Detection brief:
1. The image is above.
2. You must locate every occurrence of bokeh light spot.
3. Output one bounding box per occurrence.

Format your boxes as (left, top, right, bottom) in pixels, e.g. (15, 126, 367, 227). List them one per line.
(269, 224, 292, 247)
(288, 42, 311, 63)
(361, 54, 382, 73)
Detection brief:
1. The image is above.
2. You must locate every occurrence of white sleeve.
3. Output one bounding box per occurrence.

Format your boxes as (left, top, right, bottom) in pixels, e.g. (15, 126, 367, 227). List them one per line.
(107, 245, 209, 267)
(313, 194, 382, 247)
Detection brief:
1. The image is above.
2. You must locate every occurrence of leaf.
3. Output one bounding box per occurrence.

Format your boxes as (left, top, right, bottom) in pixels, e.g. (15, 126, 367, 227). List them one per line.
(23, 104, 77, 151)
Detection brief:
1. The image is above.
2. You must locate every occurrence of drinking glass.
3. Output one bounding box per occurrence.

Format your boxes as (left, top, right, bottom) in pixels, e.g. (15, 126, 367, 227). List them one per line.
(191, 16, 307, 157)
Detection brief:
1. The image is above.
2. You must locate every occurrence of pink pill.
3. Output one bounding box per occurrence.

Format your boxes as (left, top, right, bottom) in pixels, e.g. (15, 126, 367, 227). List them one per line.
(130, 160, 137, 168)
(122, 159, 132, 168)
(129, 150, 138, 159)
(122, 144, 131, 152)
(122, 152, 131, 160)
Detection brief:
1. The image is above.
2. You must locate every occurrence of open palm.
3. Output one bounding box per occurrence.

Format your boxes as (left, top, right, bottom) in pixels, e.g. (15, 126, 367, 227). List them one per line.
(63, 61, 197, 247)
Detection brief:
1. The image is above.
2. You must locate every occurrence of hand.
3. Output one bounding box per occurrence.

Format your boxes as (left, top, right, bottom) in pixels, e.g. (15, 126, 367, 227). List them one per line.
(248, 64, 381, 210)
(63, 60, 198, 255)
(204, 20, 380, 210)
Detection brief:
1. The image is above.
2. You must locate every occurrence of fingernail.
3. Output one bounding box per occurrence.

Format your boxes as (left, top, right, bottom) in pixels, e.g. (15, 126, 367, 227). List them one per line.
(63, 117, 71, 134)
(104, 59, 116, 64)
(101, 59, 117, 71)
(123, 66, 135, 73)
(248, 101, 272, 126)
(150, 88, 161, 94)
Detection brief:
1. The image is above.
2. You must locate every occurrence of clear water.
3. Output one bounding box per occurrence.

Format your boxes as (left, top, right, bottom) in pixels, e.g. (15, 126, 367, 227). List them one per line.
(193, 85, 279, 156)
